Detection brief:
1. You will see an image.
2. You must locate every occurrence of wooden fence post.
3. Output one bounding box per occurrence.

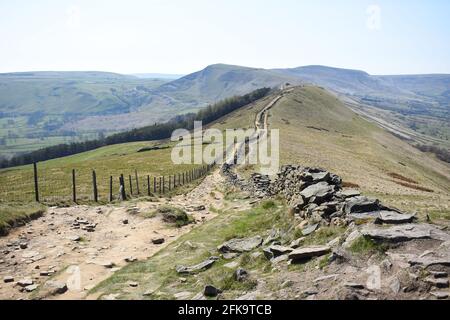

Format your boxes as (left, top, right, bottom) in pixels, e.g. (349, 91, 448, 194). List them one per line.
(163, 176, 166, 193)
(120, 174, 126, 200)
(72, 169, 76, 203)
(154, 177, 157, 193)
(159, 177, 162, 194)
(33, 162, 39, 202)
(135, 170, 140, 195)
(109, 176, 113, 202)
(92, 170, 98, 202)
(147, 175, 151, 196)
(182, 172, 185, 185)
(129, 175, 133, 195)
(168, 175, 171, 191)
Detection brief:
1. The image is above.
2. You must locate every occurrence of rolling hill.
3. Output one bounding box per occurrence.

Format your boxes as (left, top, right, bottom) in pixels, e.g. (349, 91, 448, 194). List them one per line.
(1, 65, 449, 158)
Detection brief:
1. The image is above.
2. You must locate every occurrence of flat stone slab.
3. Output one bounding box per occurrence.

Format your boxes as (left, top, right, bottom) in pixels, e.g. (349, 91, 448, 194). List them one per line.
(376, 211, 416, 224)
(176, 257, 217, 274)
(300, 182, 335, 201)
(409, 255, 450, 268)
(288, 245, 331, 261)
(302, 224, 319, 236)
(268, 245, 293, 257)
(218, 236, 263, 253)
(361, 224, 450, 243)
(344, 196, 382, 214)
(340, 189, 361, 198)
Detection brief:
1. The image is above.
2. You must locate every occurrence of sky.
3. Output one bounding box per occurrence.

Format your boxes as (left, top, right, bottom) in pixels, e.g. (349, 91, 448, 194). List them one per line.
(0, 0, 449, 75)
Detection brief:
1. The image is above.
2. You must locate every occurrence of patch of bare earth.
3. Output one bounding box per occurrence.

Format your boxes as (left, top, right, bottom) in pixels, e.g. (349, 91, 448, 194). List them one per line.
(0, 170, 225, 300)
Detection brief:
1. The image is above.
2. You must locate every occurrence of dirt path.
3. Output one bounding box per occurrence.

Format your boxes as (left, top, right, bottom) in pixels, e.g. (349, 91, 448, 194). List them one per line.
(0, 170, 225, 300)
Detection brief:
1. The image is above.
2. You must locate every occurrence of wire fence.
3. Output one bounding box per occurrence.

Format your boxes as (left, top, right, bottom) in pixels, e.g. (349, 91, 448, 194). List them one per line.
(0, 162, 215, 205)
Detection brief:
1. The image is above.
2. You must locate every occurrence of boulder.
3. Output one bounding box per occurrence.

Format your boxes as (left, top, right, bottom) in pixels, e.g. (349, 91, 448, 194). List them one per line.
(288, 246, 331, 261)
(218, 236, 263, 253)
(204, 285, 222, 297)
(25, 284, 38, 292)
(42, 281, 68, 295)
(17, 278, 34, 287)
(176, 257, 217, 274)
(234, 268, 249, 282)
(3, 276, 14, 283)
(344, 196, 382, 214)
(300, 182, 335, 203)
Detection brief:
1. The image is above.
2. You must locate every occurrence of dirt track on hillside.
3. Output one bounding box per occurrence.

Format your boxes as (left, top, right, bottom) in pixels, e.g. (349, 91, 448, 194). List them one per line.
(0, 171, 225, 300)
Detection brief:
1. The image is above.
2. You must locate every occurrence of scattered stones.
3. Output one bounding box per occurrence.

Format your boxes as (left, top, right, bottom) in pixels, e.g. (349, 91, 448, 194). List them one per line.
(128, 281, 139, 288)
(218, 236, 263, 253)
(19, 242, 28, 249)
(152, 238, 165, 245)
(234, 268, 249, 282)
(122, 219, 129, 225)
(204, 285, 222, 297)
(289, 246, 331, 262)
(176, 257, 217, 275)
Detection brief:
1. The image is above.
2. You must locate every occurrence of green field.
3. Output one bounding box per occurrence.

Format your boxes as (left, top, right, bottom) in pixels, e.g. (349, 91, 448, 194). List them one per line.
(0, 139, 209, 205)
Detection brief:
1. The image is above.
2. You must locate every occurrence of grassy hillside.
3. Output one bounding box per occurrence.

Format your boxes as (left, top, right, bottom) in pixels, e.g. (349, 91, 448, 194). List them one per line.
(91, 86, 449, 300)
(213, 86, 450, 220)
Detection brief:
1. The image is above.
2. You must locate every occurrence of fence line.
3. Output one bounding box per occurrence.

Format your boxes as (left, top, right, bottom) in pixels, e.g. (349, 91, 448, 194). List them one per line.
(0, 162, 215, 204)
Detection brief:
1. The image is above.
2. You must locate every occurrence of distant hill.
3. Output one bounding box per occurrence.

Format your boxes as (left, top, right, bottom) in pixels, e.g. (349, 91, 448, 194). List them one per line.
(0, 65, 449, 157)
(132, 73, 185, 80)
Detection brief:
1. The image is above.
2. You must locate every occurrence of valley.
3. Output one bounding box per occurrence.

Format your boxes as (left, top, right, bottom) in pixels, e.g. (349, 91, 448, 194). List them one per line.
(2, 65, 448, 159)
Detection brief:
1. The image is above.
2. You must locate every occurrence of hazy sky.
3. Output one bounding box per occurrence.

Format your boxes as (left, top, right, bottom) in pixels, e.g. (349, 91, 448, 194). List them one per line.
(1, 0, 449, 75)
